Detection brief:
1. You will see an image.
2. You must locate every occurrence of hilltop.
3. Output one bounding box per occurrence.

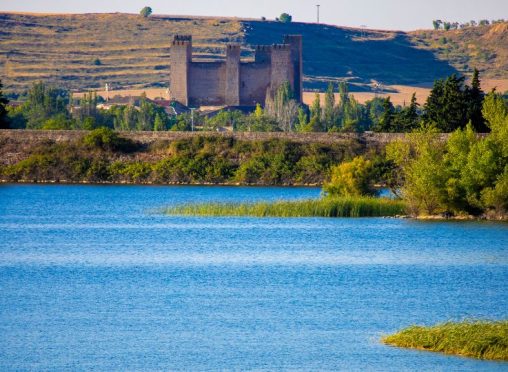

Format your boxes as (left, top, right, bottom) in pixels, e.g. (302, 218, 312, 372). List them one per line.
(1, 12, 507, 96)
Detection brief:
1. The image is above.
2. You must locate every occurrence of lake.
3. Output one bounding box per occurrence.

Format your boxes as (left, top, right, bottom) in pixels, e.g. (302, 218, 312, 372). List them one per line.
(0, 184, 507, 371)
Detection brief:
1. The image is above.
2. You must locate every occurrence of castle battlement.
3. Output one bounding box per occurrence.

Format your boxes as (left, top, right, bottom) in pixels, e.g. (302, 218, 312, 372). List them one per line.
(170, 35, 303, 107)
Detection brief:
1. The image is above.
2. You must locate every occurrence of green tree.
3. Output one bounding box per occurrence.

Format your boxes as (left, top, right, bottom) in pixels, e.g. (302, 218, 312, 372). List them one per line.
(279, 13, 292, 23)
(41, 113, 73, 130)
(364, 97, 386, 130)
(323, 156, 376, 197)
(394, 93, 420, 132)
(323, 82, 336, 131)
(140, 6, 152, 17)
(73, 91, 98, 129)
(467, 68, 487, 132)
(265, 82, 299, 131)
(24, 82, 69, 129)
(310, 93, 322, 131)
(482, 91, 508, 157)
(424, 74, 469, 132)
(254, 103, 263, 120)
(432, 20, 442, 30)
(154, 113, 165, 131)
(0, 80, 9, 129)
(295, 107, 308, 132)
(386, 126, 449, 215)
(137, 96, 156, 131)
(373, 97, 395, 132)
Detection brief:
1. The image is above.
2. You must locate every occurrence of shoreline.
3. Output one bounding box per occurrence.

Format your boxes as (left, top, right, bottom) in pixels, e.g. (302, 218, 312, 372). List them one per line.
(0, 179, 321, 188)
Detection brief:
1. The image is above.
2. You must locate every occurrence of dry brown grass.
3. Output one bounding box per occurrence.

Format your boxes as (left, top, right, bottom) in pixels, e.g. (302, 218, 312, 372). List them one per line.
(1, 12, 507, 95)
(0, 13, 243, 91)
(410, 24, 508, 80)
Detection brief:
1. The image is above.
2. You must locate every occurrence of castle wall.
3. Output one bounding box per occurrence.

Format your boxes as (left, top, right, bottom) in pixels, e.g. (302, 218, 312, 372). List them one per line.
(170, 35, 303, 107)
(239, 63, 271, 106)
(188, 62, 226, 106)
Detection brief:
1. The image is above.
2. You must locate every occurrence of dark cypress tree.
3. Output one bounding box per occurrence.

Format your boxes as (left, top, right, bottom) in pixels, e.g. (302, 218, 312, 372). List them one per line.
(374, 97, 395, 132)
(424, 74, 469, 132)
(466, 68, 488, 132)
(394, 93, 420, 132)
(0, 80, 9, 129)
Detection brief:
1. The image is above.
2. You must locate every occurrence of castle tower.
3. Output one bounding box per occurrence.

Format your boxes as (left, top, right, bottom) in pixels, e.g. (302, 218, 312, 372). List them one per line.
(170, 35, 192, 106)
(283, 35, 303, 102)
(270, 44, 292, 95)
(225, 44, 240, 106)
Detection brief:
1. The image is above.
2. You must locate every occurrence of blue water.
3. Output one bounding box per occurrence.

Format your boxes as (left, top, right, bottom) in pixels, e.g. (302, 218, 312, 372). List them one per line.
(0, 185, 507, 371)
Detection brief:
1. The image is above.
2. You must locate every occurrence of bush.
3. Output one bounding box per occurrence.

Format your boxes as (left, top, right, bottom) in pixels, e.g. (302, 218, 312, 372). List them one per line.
(323, 156, 376, 197)
(82, 128, 137, 152)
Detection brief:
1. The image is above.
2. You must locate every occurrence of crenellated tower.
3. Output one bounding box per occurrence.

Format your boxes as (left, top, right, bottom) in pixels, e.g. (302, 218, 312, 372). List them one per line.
(170, 35, 192, 106)
(270, 44, 292, 94)
(225, 44, 241, 106)
(283, 35, 303, 102)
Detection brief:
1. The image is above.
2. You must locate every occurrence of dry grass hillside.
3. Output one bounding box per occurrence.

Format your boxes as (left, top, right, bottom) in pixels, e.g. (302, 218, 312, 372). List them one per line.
(1, 12, 507, 95)
(410, 23, 508, 79)
(0, 13, 243, 91)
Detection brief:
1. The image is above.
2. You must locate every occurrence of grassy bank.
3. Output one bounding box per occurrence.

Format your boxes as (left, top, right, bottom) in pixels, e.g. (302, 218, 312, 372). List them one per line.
(0, 129, 364, 185)
(383, 320, 508, 361)
(164, 196, 405, 218)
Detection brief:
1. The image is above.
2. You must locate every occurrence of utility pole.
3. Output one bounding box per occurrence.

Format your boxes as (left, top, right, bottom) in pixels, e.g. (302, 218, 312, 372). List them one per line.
(190, 108, 195, 132)
(316, 5, 320, 24)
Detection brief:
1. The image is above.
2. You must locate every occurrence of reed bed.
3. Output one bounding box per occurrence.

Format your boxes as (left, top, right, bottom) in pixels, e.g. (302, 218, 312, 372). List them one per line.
(382, 320, 508, 361)
(164, 197, 406, 218)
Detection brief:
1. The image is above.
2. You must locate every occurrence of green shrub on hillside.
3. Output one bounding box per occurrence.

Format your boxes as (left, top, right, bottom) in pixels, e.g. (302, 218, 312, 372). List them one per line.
(82, 128, 137, 152)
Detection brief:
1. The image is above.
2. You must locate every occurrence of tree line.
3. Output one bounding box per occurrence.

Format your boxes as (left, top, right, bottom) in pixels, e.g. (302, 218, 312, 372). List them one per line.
(432, 19, 506, 30)
(323, 90, 508, 219)
(1, 69, 505, 133)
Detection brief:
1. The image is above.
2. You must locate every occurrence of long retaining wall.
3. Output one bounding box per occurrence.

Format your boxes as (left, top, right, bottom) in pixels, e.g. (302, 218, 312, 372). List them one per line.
(0, 129, 410, 146)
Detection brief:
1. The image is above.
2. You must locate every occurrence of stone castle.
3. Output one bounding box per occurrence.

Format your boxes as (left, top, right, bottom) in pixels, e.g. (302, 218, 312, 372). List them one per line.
(170, 35, 303, 107)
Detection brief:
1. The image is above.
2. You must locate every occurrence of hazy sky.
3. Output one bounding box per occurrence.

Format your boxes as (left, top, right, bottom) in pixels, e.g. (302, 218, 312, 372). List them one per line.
(2, 0, 507, 30)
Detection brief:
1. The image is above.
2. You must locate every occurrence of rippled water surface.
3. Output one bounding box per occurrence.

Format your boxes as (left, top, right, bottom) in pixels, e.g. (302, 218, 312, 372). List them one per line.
(1, 184, 507, 371)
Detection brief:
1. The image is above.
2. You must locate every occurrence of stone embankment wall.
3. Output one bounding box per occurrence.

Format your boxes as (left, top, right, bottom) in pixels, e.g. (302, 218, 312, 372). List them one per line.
(0, 129, 408, 146)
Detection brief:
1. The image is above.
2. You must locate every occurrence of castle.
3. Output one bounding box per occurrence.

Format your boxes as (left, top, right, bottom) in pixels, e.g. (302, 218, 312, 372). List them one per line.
(170, 35, 303, 107)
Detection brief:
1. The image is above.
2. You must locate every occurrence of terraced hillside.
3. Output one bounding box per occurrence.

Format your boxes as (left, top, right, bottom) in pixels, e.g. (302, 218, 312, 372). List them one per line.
(0, 13, 243, 91)
(1, 12, 507, 93)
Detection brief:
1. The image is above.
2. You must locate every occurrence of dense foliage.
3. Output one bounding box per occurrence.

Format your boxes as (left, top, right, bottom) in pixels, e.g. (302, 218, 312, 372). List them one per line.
(4, 71, 497, 133)
(385, 91, 508, 218)
(383, 320, 508, 361)
(0, 80, 9, 129)
(0, 129, 362, 185)
(323, 156, 377, 197)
